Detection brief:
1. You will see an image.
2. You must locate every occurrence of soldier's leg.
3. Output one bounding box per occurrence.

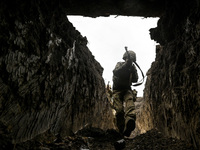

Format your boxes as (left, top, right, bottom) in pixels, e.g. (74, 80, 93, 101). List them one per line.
(123, 90, 137, 137)
(112, 90, 125, 134)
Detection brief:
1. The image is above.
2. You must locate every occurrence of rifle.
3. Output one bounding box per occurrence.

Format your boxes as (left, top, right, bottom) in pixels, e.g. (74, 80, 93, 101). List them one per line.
(125, 46, 145, 86)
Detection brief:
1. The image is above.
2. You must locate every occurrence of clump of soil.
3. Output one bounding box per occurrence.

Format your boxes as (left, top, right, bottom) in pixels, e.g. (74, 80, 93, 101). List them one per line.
(125, 129, 195, 150)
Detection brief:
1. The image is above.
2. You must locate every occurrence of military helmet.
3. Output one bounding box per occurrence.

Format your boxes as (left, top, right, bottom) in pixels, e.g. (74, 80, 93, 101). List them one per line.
(123, 50, 136, 62)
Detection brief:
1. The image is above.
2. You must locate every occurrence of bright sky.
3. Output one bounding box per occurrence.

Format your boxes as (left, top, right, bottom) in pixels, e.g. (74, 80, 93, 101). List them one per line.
(68, 15, 159, 97)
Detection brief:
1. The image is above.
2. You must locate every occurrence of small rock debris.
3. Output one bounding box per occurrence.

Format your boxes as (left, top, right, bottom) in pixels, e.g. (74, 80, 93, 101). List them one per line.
(14, 128, 196, 150)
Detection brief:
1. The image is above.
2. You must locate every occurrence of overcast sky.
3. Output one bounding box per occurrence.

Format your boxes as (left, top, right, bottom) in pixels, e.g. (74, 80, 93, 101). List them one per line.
(67, 16, 159, 97)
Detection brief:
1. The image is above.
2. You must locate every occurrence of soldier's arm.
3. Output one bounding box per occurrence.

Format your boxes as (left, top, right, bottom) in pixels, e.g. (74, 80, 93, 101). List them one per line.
(113, 61, 131, 76)
(132, 65, 138, 83)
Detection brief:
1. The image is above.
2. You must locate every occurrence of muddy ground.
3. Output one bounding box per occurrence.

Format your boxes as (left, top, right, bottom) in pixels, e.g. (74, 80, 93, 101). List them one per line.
(14, 127, 196, 150)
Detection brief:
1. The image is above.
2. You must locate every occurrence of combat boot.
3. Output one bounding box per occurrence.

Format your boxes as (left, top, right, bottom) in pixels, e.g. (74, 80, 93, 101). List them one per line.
(123, 119, 135, 137)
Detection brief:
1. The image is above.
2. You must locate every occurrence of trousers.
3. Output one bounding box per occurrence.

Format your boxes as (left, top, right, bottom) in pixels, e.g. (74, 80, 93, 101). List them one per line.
(112, 89, 136, 134)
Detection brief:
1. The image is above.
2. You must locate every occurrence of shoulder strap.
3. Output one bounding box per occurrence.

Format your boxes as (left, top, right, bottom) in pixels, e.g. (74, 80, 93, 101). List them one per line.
(132, 61, 145, 86)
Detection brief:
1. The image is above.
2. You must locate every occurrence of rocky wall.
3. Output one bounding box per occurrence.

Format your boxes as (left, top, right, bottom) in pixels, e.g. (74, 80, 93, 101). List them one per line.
(143, 0, 200, 148)
(0, 1, 114, 147)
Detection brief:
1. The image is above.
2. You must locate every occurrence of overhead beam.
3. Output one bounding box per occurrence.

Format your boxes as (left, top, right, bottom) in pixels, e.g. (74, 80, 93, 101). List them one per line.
(64, 0, 165, 17)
